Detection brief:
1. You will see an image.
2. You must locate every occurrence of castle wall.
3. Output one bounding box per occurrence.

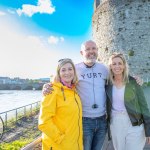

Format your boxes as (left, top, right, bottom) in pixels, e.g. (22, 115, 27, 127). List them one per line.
(92, 0, 150, 81)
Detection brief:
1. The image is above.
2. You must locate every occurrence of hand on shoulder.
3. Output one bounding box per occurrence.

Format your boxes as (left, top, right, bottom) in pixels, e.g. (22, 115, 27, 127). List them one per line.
(132, 75, 143, 86)
(42, 82, 53, 96)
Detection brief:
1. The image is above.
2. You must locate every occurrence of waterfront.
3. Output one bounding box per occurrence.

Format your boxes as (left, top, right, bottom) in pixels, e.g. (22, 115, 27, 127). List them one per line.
(0, 90, 42, 113)
(0, 87, 149, 113)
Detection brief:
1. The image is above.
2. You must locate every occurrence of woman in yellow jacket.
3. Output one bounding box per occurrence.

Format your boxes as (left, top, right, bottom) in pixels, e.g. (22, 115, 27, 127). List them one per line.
(38, 58, 83, 150)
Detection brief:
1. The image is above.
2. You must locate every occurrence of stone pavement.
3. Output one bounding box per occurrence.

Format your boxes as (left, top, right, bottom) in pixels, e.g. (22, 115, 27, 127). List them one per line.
(102, 137, 150, 150)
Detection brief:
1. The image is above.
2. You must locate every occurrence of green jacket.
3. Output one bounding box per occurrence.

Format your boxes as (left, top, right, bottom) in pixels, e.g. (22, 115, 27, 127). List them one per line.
(106, 76, 150, 139)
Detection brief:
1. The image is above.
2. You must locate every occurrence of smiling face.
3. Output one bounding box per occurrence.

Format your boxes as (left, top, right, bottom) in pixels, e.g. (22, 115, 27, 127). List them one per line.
(108, 53, 129, 83)
(80, 40, 98, 66)
(110, 57, 125, 76)
(59, 63, 75, 85)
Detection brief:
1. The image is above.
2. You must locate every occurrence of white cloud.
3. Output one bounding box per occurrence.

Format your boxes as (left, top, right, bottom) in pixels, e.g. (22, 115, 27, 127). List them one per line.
(0, 20, 68, 79)
(7, 9, 15, 14)
(48, 36, 65, 44)
(48, 36, 59, 44)
(60, 37, 64, 42)
(0, 16, 81, 79)
(16, 0, 55, 17)
(0, 11, 6, 16)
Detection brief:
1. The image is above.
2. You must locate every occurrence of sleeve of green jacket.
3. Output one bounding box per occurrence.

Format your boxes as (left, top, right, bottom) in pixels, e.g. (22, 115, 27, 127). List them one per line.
(135, 82, 150, 137)
(38, 92, 65, 144)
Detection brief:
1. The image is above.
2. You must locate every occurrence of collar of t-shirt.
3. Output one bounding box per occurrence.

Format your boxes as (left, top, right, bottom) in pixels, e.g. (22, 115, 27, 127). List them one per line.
(83, 62, 96, 68)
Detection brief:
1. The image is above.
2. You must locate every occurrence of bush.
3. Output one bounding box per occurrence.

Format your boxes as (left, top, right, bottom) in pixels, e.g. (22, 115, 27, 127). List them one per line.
(147, 82, 150, 86)
(128, 50, 134, 56)
(0, 138, 33, 150)
(143, 82, 150, 87)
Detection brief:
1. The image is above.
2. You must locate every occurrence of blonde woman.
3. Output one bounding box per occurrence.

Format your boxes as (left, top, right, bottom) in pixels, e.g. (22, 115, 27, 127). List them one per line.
(38, 58, 83, 150)
(106, 53, 150, 150)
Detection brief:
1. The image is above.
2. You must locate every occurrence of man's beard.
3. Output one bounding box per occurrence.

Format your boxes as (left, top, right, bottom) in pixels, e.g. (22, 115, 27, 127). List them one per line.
(84, 58, 97, 64)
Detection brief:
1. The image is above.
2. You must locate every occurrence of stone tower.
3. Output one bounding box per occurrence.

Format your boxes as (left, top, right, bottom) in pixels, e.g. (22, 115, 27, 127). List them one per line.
(92, 0, 150, 81)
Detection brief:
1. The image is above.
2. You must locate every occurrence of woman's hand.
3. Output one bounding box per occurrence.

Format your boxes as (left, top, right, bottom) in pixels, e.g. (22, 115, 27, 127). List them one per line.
(147, 137, 150, 144)
(42, 83, 54, 96)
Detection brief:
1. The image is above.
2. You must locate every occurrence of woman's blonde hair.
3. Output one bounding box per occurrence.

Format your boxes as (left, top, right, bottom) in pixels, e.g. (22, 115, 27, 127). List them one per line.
(108, 52, 129, 84)
(54, 58, 78, 84)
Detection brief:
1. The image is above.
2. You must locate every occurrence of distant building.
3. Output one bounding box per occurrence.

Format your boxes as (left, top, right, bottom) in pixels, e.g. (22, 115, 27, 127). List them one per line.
(39, 78, 50, 83)
(0, 77, 51, 90)
(0, 77, 11, 84)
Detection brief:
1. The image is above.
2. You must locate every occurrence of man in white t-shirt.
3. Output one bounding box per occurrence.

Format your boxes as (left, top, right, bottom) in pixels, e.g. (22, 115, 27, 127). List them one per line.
(75, 40, 108, 150)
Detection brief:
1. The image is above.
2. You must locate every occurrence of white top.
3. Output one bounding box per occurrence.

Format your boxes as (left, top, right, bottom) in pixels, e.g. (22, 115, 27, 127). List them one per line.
(112, 85, 126, 115)
(75, 62, 108, 117)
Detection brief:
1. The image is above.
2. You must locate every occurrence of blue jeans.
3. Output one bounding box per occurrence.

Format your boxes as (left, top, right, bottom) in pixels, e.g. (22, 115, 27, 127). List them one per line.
(83, 115, 107, 150)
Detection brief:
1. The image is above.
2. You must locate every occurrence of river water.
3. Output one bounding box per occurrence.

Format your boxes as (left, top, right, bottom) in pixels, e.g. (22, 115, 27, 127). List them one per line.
(0, 87, 149, 113)
(0, 90, 42, 113)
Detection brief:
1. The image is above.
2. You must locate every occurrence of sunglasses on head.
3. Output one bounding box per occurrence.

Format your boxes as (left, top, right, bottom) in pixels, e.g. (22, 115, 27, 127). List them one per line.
(58, 58, 72, 63)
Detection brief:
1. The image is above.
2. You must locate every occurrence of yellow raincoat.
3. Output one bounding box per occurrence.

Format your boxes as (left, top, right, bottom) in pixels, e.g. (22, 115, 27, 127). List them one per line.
(38, 82, 83, 150)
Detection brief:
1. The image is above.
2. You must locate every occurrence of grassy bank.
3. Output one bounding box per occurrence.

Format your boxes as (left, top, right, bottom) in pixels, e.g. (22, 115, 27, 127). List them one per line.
(0, 114, 41, 150)
(0, 138, 33, 150)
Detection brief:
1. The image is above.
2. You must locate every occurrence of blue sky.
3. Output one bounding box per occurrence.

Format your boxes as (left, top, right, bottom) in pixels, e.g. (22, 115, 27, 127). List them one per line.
(0, 0, 94, 79)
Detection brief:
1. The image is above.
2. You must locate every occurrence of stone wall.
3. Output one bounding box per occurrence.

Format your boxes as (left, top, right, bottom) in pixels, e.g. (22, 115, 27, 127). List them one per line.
(92, 0, 150, 81)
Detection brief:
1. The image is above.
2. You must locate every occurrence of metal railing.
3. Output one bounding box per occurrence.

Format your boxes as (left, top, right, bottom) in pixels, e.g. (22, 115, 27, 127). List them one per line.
(0, 101, 40, 139)
(0, 116, 4, 140)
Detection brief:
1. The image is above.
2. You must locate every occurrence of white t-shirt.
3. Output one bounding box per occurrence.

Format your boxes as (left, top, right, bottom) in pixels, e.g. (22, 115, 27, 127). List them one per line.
(112, 85, 126, 115)
(75, 62, 108, 118)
